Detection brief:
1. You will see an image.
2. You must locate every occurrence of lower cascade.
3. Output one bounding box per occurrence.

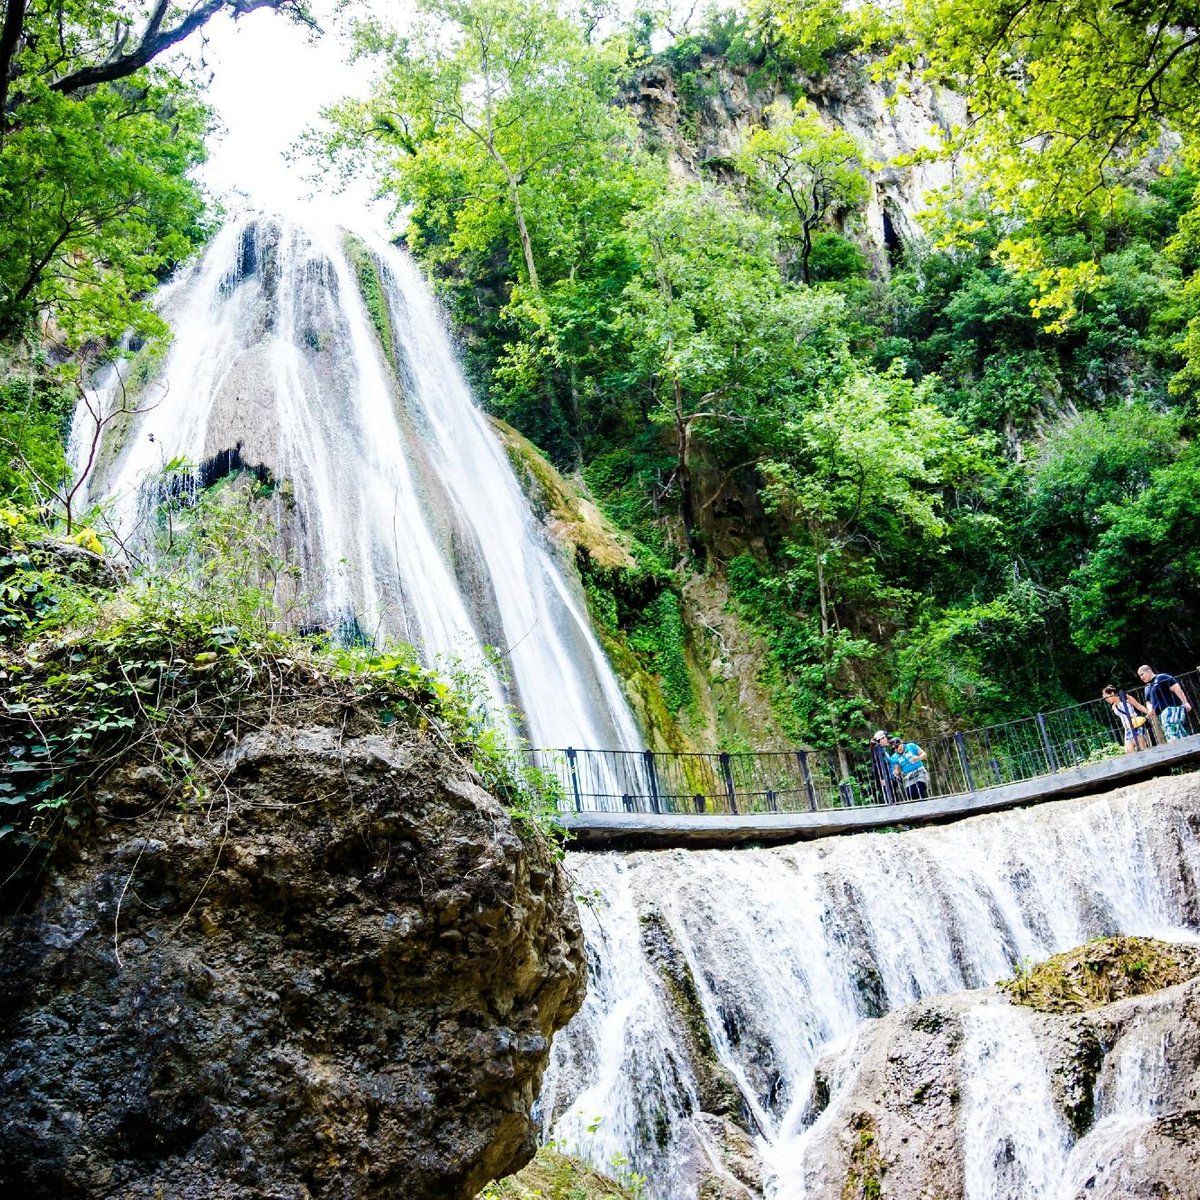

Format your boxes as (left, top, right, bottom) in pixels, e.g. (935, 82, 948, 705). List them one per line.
(540, 776, 1200, 1199)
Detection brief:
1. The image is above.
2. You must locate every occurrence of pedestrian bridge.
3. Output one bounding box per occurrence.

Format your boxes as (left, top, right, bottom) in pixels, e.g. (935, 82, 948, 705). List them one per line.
(552, 736, 1200, 849)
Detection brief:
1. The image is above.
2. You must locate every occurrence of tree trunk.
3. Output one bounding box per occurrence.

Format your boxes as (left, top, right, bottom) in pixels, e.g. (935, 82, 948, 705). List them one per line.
(811, 521, 849, 777)
(0, 0, 26, 132)
(506, 173, 540, 296)
(675, 377, 705, 559)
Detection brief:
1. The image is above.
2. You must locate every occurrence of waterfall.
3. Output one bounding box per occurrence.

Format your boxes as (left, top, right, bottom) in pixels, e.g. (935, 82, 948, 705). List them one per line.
(75, 214, 641, 754)
(543, 785, 1200, 1197)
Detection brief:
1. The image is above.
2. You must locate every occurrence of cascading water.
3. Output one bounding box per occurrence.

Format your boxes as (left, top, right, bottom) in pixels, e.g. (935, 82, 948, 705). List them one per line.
(542, 785, 1200, 1198)
(75, 213, 641, 754)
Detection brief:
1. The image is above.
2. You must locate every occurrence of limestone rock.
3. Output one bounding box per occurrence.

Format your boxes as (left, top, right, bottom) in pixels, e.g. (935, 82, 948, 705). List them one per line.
(0, 724, 586, 1199)
(793, 955, 1200, 1199)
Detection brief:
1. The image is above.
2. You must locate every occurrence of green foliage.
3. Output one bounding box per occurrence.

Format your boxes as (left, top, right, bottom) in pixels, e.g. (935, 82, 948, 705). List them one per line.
(1069, 445, 1200, 660)
(0, 490, 562, 847)
(628, 590, 692, 715)
(345, 235, 396, 363)
(0, 76, 210, 346)
(999, 937, 1200, 1014)
(0, 367, 75, 504)
(735, 99, 869, 283)
(480, 1142, 645, 1198)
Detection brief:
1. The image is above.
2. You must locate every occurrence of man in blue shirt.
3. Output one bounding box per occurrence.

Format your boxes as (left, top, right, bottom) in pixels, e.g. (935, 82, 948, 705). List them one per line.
(1137, 665, 1193, 741)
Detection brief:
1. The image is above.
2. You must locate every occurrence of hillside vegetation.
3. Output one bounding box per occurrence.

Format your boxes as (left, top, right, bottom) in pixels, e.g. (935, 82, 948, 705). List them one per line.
(307, 0, 1200, 747)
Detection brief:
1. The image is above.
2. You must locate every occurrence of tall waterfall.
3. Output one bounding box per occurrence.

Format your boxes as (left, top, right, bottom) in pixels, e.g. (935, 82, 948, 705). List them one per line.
(77, 215, 641, 753)
(542, 784, 1200, 1198)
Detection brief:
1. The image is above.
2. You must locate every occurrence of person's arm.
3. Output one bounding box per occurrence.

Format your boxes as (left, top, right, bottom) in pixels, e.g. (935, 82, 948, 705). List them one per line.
(1131, 696, 1149, 714)
(909, 743, 927, 762)
(1170, 681, 1192, 711)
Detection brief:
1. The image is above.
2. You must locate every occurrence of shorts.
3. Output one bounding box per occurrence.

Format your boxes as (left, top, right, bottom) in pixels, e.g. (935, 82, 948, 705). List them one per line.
(1160, 706, 1188, 741)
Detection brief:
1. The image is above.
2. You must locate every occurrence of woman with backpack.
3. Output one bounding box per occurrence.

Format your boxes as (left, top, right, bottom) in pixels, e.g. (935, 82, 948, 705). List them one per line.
(1102, 686, 1150, 753)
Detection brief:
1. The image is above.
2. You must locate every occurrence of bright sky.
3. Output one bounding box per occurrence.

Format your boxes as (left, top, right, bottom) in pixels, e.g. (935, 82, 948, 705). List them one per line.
(191, 1, 394, 230)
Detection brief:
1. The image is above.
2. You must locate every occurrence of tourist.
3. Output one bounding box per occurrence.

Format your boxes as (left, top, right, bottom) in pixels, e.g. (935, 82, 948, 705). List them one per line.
(1137, 664, 1193, 741)
(1101, 686, 1150, 753)
(889, 735, 930, 800)
(869, 730, 901, 803)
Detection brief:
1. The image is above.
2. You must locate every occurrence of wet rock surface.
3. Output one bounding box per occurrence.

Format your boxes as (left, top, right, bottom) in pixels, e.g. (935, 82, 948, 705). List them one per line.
(799, 956, 1200, 1200)
(0, 725, 585, 1199)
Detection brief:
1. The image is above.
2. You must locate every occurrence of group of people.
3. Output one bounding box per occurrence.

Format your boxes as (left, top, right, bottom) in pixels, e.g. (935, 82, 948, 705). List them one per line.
(869, 731, 931, 801)
(1101, 664, 1194, 754)
(867, 662, 1194, 803)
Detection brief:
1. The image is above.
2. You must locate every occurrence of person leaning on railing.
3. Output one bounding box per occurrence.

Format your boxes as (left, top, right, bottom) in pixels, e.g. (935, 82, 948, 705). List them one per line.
(1102, 685, 1150, 753)
(1137, 664, 1193, 741)
(889, 735, 930, 800)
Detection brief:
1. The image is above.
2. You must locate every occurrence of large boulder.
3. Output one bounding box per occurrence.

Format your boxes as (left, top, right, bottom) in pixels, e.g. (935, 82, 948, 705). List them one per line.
(0, 724, 586, 1199)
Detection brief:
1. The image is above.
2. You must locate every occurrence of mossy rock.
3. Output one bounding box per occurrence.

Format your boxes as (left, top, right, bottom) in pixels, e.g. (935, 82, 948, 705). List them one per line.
(488, 416, 636, 572)
(344, 234, 396, 365)
(480, 1146, 638, 1198)
(998, 936, 1200, 1014)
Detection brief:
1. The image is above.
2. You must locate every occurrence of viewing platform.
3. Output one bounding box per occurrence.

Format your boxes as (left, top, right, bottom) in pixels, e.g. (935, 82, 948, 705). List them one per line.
(559, 734, 1200, 850)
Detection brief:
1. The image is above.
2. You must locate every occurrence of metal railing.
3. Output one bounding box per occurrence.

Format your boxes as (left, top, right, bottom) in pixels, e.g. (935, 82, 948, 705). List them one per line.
(531, 670, 1199, 817)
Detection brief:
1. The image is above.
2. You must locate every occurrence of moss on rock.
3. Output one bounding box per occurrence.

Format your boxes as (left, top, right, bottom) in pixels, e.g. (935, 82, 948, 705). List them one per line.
(490, 416, 700, 750)
(999, 936, 1200, 1014)
(345, 234, 396, 365)
(481, 1146, 639, 1198)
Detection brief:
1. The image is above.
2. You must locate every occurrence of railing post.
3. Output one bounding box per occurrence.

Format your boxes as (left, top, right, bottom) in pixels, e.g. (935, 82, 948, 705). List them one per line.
(838, 780, 854, 808)
(565, 746, 583, 813)
(1036, 713, 1058, 772)
(954, 732, 975, 792)
(643, 749, 661, 815)
(693, 793, 705, 814)
(797, 751, 817, 812)
(767, 789, 777, 813)
(622, 793, 634, 813)
(718, 752, 739, 815)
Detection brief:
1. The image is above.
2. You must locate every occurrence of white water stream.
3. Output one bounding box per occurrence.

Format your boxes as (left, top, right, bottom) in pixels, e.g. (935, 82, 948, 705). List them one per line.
(75, 214, 641, 754)
(544, 786, 1200, 1198)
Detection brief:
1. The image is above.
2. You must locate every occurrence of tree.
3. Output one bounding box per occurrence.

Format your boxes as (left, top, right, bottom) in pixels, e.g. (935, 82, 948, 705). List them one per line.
(617, 184, 843, 555)
(899, 0, 1200, 216)
(1069, 446, 1200, 660)
(0, 0, 310, 118)
(1025, 404, 1184, 580)
(757, 363, 982, 760)
(736, 99, 869, 283)
(318, 0, 633, 301)
(0, 1, 313, 345)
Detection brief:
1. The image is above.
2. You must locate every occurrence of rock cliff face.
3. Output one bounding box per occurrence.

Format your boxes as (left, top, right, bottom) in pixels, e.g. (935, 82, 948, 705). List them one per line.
(629, 57, 965, 272)
(794, 945, 1200, 1200)
(0, 724, 585, 1199)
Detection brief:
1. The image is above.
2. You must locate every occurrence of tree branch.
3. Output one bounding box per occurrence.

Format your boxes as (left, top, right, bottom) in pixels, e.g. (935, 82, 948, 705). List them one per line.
(46, 0, 313, 99)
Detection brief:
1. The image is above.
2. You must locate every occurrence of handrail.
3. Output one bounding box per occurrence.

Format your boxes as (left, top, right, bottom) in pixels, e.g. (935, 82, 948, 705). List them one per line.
(530, 670, 1199, 817)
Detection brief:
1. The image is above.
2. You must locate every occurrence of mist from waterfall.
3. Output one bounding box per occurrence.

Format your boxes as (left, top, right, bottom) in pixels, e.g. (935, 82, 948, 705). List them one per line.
(542, 786, 1200, 1198)
(76, 214, 641, 754)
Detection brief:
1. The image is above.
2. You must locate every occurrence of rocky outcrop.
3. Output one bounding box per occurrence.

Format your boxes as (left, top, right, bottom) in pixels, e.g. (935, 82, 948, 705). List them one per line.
(796, 942, 1200, 1199)
(628, 57, 966, 273)
(0, 724, 586, 1199)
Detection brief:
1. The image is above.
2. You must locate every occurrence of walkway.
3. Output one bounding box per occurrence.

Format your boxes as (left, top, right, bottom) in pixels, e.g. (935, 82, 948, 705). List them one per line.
(560, 734, 1200, 849)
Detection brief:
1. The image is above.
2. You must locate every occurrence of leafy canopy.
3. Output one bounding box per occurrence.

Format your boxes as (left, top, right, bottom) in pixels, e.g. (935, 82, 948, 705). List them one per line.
(317, 0, 634, 296)
(0, 1, 312, 345)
